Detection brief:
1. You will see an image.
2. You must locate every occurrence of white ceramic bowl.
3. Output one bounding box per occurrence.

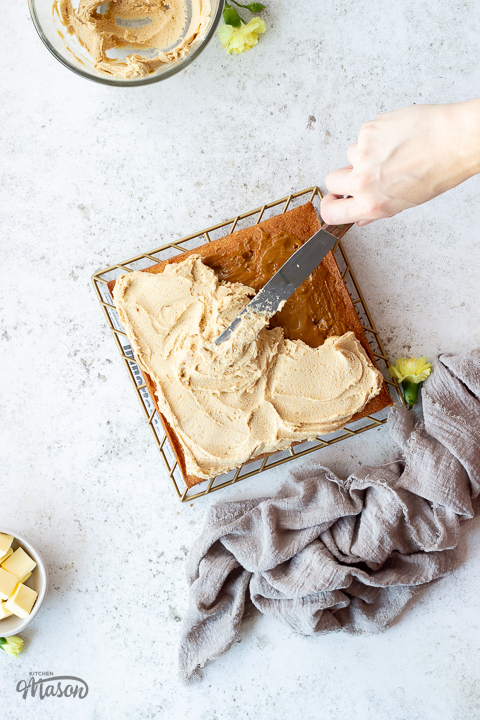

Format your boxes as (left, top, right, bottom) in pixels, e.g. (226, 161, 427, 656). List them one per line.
(0, 529, 48, 637)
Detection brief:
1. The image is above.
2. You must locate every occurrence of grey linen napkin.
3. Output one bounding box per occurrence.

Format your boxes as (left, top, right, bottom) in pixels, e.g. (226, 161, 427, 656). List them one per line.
(178, 349, 480, 681)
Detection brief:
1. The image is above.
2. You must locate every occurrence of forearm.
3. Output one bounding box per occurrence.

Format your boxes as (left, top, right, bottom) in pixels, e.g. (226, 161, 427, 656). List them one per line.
(321, 99, 480, 226)
(451, 98, 480, 179)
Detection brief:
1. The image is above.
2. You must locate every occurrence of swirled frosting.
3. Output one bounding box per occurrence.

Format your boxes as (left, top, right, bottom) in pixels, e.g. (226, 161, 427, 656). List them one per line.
(114, 256, 384, 478)
(55, 0, 211, 78)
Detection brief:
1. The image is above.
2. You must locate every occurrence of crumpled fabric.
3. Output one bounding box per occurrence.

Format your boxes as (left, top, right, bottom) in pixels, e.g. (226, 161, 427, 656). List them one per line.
(178, 349, 480, 681)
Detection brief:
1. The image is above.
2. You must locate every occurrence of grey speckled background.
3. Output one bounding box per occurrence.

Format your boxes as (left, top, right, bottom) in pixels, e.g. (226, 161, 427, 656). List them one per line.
(1, 1, 480, 718)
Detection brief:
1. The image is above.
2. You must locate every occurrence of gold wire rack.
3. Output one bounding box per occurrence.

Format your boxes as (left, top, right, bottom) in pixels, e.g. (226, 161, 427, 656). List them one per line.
(92, 186, 403, 502)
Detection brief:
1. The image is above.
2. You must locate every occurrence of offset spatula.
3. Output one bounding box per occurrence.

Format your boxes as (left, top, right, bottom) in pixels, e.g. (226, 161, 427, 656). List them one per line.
(214, 226, 339, 345)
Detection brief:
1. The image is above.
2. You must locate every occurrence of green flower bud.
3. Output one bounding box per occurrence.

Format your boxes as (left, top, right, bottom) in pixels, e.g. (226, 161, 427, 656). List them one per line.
(401, 379, 419, 407)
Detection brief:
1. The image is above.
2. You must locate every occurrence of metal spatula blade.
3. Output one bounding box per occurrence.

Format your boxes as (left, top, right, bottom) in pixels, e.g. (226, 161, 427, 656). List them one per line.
(214, 227, 338, 345)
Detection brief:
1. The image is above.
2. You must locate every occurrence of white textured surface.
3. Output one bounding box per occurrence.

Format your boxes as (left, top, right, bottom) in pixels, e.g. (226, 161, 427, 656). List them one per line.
(1, 1, 480, 718)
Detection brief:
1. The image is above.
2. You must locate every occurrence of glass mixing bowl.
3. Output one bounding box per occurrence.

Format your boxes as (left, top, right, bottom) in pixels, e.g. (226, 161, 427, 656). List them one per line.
(28, 0, 224, 86)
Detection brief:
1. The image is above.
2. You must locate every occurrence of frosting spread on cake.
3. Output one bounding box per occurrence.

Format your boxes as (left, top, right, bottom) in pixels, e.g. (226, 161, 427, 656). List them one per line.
(113, 256, 384, 478)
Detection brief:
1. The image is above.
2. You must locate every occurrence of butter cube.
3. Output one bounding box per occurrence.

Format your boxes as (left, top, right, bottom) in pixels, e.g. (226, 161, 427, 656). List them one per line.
(0, 601, 12, 620)
(2, 547, 36, 582)
(0, 568, 19, 601)
(0, 547, 13, 565)
(0, 534, 13, 557)
(5, 583, 38, 619)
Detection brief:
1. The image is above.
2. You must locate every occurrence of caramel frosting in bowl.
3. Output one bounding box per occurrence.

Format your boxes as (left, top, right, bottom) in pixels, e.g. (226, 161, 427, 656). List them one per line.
(55, 0, 211, 78)
(113, 256, 384, 479)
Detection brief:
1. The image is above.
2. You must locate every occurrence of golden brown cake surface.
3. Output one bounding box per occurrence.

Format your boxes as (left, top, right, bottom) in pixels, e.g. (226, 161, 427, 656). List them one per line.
(113, 258, 385, 480)
(109, 202, 392, 487)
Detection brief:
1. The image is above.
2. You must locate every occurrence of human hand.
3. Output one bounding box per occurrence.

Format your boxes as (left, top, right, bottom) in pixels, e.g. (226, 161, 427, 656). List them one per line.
(321, 101, 480, 226)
